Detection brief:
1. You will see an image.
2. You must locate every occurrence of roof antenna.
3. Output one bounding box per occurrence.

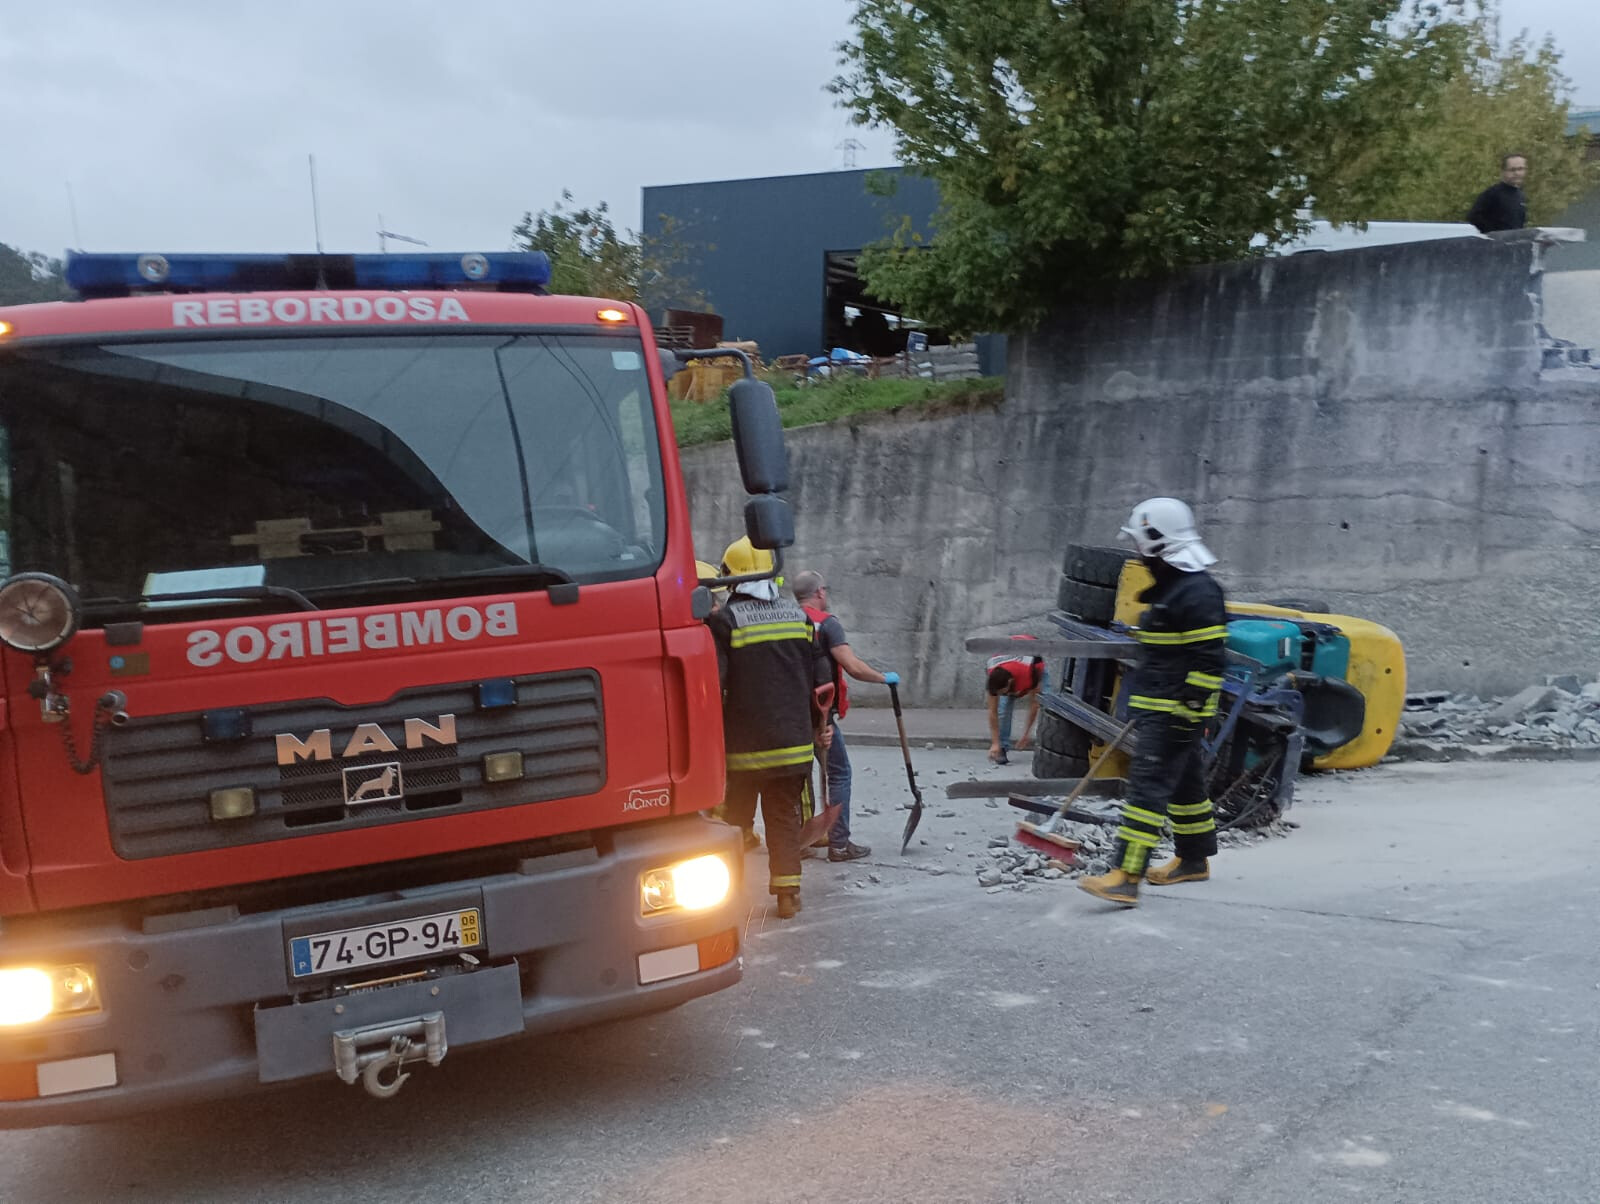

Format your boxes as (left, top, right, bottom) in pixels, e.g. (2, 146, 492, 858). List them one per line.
(64, 182, 83, 250)
(308, 153, 328, 288)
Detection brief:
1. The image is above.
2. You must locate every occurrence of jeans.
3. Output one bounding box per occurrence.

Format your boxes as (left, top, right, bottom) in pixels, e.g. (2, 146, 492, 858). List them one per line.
(825, 720, 853, 848)
(996, 670, 1049, 753)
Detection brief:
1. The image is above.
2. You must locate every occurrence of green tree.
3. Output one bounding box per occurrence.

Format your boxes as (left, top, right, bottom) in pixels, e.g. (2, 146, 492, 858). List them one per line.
(0, 244, 70, 306)
(512, 194, 709, 313)
(1354, 22, 1598, 224)
(832, 0, 1479, 333)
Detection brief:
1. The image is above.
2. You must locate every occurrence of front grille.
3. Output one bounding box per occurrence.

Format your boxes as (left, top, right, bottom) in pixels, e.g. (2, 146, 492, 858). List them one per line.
(100, 671, 604, 859)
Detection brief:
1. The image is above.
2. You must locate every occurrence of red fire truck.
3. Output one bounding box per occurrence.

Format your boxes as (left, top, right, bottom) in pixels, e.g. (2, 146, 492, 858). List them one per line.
(0, 250, 794, 1125)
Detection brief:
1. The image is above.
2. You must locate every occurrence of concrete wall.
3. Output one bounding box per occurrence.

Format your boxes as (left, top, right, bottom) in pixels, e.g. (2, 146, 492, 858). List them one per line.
(1544, 268, 1600, 350)
(683, 237, 1600, 705)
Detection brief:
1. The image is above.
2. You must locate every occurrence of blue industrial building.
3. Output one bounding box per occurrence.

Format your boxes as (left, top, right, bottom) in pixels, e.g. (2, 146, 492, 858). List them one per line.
(640, 167, 941, 361)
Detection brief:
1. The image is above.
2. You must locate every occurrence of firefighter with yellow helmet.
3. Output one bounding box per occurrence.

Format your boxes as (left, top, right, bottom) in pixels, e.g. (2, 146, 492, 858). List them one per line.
(707, 535, 830, 918)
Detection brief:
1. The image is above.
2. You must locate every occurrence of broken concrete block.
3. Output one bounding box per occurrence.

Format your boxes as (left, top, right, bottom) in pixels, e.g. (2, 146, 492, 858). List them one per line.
(1487, 685, 1559, 726)
(1545, 674, 1583, 695)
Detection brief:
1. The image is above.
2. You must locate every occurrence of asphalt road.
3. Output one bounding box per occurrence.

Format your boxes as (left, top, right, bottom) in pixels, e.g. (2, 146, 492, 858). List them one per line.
(3, 748, 1596, 1203)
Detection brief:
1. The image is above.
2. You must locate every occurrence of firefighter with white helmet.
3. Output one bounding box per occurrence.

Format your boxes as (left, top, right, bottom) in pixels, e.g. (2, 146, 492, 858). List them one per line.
(1078, 497, 1226, 907)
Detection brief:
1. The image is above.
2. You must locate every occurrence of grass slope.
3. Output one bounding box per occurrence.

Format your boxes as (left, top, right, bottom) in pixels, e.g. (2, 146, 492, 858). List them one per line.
(670, 374, 1005, 448)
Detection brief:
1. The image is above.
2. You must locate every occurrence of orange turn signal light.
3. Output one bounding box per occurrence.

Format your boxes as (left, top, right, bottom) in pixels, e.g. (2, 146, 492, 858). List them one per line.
(596, 307, 629, 323)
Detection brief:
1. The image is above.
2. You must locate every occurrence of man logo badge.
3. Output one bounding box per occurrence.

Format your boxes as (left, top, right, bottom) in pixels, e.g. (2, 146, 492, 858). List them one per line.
(344, 762, 404, 807)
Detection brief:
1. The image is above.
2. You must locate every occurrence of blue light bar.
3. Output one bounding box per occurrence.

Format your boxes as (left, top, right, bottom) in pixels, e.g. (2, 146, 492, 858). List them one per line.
(64, 251, 553, 298)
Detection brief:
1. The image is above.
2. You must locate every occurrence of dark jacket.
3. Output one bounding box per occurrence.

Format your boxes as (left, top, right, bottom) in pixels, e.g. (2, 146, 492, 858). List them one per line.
(708, 592, 828, 773)
(1466, 181, 1526, 234)
(1126, 569, 1227, 719)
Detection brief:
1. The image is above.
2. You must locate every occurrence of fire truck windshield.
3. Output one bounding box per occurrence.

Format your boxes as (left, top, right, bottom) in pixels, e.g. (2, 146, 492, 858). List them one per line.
(0, 331, 668, 617)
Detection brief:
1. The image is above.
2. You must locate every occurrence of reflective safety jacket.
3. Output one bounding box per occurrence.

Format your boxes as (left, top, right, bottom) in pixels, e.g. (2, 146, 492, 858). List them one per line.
(1126, 569, 1227, 720)
(709, 594, 828, 773)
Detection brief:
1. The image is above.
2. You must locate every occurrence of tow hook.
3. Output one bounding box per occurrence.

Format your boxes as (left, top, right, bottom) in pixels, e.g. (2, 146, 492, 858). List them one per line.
(333, 1012, 448, 1100)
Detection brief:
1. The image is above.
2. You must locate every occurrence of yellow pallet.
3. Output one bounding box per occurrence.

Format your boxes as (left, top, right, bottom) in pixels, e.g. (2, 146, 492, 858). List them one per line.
(1111, 561, 1404, 770)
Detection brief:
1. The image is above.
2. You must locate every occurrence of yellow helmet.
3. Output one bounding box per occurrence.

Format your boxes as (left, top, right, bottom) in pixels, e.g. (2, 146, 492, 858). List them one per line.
(694, 559, 719, 583)
(720, 535, 774, 577)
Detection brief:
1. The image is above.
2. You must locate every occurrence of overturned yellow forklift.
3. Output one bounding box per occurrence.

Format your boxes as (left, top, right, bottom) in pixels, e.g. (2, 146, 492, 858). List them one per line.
(964, 543, 1405, 833)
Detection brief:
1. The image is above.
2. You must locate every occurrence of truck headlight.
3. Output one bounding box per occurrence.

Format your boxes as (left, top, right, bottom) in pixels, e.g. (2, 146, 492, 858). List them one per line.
(0, 965, 101, 1026)
(0, 573, 81, 655)
(640, 854, 732, 915)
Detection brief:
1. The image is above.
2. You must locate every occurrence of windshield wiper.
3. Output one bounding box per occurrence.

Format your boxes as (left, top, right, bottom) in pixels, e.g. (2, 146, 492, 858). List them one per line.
(83, 584, 319, 613)
(302, 563, 578, 596)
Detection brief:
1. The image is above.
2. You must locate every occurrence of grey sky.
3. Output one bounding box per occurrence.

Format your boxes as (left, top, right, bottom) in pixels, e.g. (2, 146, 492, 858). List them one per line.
(2, 0, 1594, 260)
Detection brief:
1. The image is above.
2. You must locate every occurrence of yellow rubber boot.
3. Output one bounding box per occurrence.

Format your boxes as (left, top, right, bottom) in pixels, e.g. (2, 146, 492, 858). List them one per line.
(1146, 857, 1210, 886)
(1076, 868, 1141, 907)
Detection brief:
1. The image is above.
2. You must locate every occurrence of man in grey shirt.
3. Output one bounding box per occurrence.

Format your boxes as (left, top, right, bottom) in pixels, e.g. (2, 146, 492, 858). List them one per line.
(791, 569, 898, 861)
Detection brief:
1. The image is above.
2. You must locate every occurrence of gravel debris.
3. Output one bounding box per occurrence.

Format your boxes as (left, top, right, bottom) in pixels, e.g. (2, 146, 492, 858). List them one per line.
(964, 806, 1304, 890)
(1401, 679, 1600, 750)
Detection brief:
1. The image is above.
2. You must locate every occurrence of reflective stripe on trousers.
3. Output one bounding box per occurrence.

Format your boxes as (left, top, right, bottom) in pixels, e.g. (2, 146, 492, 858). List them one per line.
(1113, 708, 1218, 875)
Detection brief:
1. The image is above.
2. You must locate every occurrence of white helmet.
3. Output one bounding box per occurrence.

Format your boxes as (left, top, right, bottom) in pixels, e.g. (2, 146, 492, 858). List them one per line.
(1120, 497, 1217, 572)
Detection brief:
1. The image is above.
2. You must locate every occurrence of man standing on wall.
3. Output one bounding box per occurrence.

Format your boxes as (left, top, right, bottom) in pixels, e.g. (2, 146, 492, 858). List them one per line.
(1467, 153, 1528, 234)
(710, 537, 832, 918)
(984, 639, 1046, 765)
(1079, 497, 1225, 908)
(790, 569, 894, 862)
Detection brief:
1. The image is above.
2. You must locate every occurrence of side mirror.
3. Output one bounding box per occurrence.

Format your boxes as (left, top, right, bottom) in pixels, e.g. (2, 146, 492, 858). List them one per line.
(658, 349, 685, 382)
(728, 378, 789, 494)
(744, 494, 794, 551)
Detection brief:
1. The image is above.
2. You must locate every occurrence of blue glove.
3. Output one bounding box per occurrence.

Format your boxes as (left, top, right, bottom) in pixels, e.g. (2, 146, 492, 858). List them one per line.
(883, 671, 900, 686)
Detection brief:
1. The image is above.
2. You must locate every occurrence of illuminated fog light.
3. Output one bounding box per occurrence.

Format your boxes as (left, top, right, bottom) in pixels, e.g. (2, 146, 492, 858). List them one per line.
(672, 855, 732, 910)
(482, 751, 524, 783)
(0, 969, 53, 1026)
(640, 854, 731, 915)
(209, 786, 256, 820)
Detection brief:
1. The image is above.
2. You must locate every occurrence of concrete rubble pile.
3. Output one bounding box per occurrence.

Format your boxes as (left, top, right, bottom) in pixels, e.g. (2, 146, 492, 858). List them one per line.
(971, 812, 1299, 891)
(1400, 676, 1600, 751)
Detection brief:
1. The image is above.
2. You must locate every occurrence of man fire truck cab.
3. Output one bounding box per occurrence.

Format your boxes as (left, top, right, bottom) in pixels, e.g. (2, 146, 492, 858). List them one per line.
(0, 250, 795, 1126)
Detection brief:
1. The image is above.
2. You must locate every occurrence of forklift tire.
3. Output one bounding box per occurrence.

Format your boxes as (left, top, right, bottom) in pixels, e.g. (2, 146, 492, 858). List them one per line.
(1056, 576, 1117, 625)
(1062, 543, 1135, 587)
(1032, 745, 1090, 781)
(1036, 708, 1091, 758)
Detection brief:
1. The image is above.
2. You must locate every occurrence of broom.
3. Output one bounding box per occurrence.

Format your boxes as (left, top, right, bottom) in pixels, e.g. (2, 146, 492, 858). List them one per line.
(1012, 718, 1137, 862)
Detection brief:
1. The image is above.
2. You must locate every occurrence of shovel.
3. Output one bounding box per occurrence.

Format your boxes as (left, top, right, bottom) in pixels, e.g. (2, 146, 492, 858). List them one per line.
(796, 684, 841, 849)
(890, 681, 926, 854)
